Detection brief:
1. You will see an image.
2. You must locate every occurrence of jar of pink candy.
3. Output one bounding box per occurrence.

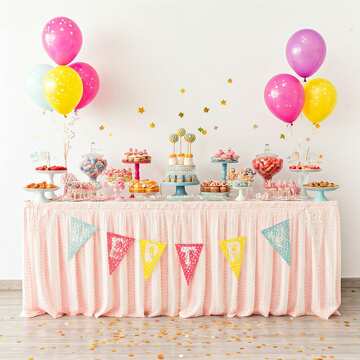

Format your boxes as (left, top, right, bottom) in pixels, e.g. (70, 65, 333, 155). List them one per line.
(252, 144, 283, 186)
(80, 145, 108, 183)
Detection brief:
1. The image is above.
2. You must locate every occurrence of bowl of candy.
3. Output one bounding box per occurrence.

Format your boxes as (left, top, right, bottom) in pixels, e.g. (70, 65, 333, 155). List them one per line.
(252, 144, 283, 186)
(80, 151, 107, 183)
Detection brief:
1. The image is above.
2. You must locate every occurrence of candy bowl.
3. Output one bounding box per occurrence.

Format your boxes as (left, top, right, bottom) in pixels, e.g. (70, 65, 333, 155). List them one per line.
(252, 144, 283, 186)
(80, 152, 107, 183)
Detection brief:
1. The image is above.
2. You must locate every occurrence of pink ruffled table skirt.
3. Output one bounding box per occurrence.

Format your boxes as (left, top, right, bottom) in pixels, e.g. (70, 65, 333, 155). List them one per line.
(23, 201, 341, 319)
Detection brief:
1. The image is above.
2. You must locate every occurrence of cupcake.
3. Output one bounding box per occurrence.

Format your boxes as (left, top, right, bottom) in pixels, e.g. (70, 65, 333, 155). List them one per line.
(169, 153, 177, 165)
(177, 153, 185, 165)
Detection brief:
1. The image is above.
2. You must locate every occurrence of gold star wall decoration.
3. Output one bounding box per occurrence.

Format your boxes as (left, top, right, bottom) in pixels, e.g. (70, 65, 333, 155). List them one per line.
(137, 106, 145, 114)
(252, 124, 258, 129)
(220, 99, 227, 106)
(280, 133, 286, 140)
(198, 127, 208, 135)
(99, 125, 105, 131)
(179, 88, 186, 94)
(178, 112, 184, 118)
(203, 107, 210, 113)
(227, 78, 233, 84)
(149, 122, 156, 128)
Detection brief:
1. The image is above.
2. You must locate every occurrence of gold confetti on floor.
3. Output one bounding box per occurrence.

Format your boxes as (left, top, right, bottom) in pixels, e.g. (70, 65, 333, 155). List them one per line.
(1, 286, 359, 359)
(137, 106, 145, 114)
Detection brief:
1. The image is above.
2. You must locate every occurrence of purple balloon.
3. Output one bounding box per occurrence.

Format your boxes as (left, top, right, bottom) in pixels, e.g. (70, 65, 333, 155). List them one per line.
(70, 62, 100, 110)
(286, 29, 326, 79)
(264, 74, 304, 124)
(42, 17, 82, 65)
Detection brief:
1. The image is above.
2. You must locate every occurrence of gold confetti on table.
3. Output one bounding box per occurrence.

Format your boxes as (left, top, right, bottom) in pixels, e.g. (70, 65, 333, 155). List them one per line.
(178, 112, 184, 118)
(227, 78, 233, 84)
(179, 88, 186, 94)
(203, 107, 210, 113)
(99, 125, 105, 131)
(149, 122, 156, 128)
(137, 106, 145, 114)
(220, 99, 227, 106)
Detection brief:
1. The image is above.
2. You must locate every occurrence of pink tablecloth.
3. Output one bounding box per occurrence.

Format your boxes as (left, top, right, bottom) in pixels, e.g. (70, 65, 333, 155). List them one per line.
(23, 201, 341, 319)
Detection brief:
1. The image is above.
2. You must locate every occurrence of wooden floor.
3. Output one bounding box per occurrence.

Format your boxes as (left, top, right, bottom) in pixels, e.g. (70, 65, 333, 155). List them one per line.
(0, 288, 359, 360)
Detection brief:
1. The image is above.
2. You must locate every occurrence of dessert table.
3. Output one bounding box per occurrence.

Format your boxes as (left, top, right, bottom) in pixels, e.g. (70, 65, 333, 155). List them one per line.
(23, 200, 341, 319)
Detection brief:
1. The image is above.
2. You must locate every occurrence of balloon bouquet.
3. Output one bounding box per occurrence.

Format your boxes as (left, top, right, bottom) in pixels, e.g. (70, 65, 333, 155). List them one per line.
(264, 29, 337, 128)
(26, 17, 100, 116)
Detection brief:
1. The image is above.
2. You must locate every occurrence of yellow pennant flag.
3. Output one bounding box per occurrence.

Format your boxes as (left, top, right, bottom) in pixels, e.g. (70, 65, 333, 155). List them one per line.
(140, 240, 167, 280)
(220, 236, 247, 278)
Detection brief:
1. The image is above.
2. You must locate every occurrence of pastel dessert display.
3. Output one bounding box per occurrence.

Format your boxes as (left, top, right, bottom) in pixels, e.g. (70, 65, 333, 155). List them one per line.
(122, 148, 151, 181)
(256, 181, 300, 201)
(303, 181, 339, 202)
(61, 173, 98, 201)
(129, 179, 160, 194)
(252, 144, 283, 185)
(211, 149, 239, 181)
(80, 151, 107, 183)
(162, 130, 199, 199)
(200, 180, 230, 193)
(24, 181, 58, 203)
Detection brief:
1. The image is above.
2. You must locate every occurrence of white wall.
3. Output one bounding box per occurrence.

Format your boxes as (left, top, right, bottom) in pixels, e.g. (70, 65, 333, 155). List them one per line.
(1, 0, 359, 279)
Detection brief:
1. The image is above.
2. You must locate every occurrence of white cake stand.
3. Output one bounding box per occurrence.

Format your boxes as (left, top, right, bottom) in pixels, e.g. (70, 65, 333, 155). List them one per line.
(36, 170, 67, 199)
(24, 186, 59, 203)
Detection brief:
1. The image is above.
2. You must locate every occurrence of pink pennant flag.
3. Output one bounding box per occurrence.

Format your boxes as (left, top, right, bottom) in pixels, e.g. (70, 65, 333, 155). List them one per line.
(175, 244, 203, 285)
(107, 232, 135, 275)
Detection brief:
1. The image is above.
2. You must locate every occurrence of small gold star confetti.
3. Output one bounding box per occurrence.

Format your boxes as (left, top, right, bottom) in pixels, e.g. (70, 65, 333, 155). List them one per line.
(252, 124, 258, 129)
(315, 123, 320, 128)
(220, 99, 227, 106)
(227, 78, 233, 84)
(203, 107, 210, 113)
(99, 125, 105, 131)
(180, 88, 186, 94)
(138, 106, 145, 114)
(198, 127, 208, 135)
(178, 112, 184, 118)
(280, 133, 286, 140)
(149, 122, 156, 128)
(109, 132, 113, 137)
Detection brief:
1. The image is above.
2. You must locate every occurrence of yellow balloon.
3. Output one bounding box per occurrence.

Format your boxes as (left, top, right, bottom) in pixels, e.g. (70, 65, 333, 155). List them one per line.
(303, 78, 337, 125)
(44, 66, 83, 116)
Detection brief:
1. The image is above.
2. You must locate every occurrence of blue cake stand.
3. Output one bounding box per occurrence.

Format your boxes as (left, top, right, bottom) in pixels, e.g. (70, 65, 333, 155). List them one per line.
(303, 185, 339, 202)
(161, 181, 199, 200)
(211, 159, 238, 181)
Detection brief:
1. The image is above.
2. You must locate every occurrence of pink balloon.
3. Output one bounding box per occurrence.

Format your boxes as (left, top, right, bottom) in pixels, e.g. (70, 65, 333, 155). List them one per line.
(70, 62, 100, 110)
(264, 74, 304, 124)
(286, 29, 326, 79)
(42, 17, 82, 65)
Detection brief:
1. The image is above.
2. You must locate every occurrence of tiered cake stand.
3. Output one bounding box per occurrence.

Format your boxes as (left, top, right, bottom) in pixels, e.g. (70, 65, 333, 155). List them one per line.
(230, 180, 253, 201)
(161, 181, 199, 200)
(122, 160, 150, 181)
(211, 159, 238, 181)
(303, 185, 339, 202)
(36, 169, 67, 199)
(289, 168, 321, 199)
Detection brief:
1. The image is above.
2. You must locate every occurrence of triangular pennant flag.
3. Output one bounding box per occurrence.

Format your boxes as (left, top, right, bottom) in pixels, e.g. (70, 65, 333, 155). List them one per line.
(262, 219, 291, 265)
(140, 240, 166, 280)
(175, 244, 203, 285)
(220, 236, 247, 278)
(107, 232, 135, 275)
(68, 217, 96, 259)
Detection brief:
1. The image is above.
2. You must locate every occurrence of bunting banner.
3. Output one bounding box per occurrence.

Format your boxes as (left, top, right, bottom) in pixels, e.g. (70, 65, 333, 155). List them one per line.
(140, 240, 167, 280)
(219, 236, 247, 278)
(175, 244, 203, 285)
(107, 232, 135, 275)
(68, 217, 96, 259)
(262, 219, 291, 265)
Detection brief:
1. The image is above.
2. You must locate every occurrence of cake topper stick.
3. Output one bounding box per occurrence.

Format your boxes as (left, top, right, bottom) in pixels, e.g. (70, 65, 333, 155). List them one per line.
(176, 128, 186, 154)
(169, 134, 179, 154)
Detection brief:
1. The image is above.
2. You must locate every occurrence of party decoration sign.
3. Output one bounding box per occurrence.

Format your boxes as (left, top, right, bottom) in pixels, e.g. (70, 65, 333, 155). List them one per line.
(220, 236, 247, 278)
(140, 240, 166, 280)
(262, 220, 291, 265)
(175, 244, 203, 285)
(68, 217, 96, 259)
(107, 233, 135, 275)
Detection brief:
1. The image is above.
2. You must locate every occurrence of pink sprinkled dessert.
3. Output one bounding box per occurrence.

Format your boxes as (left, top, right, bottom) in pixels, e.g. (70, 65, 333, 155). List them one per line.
(211, 149, 239, 162)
